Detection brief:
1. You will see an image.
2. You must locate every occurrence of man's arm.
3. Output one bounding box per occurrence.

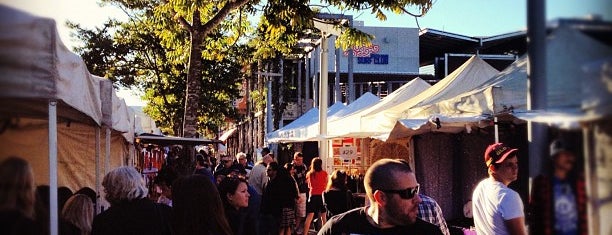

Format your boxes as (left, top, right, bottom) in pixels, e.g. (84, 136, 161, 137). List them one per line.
(504, 217, 527, 235)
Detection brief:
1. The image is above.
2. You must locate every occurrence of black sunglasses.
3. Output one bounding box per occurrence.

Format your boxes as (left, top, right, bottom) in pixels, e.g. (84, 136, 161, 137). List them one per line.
(380, 184, 420, 199)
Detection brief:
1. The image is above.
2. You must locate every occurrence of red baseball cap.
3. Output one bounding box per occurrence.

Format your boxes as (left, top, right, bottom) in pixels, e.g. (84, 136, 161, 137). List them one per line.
(484, 143, 518, 167)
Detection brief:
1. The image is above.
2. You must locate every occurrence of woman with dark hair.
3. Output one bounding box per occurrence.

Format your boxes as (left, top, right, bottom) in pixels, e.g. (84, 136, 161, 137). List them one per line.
(0, 157, 39, 235)
(323, 170, 353, 217)
(303, 157, 328, 234)
(172, 174, 232, 235)
(218, 174, 251, 235)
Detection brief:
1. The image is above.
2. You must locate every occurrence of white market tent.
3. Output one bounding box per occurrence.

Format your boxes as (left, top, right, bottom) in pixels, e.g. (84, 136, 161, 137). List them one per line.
(0, 5, 133, 234)
(399, 27, 612, 131)
(266, 102, 345, 143)
(0, 5, 101, 235)
(326, 78, 431, 138)
(327, 92, 379, 121)
(362, 56, 499, 139)
(508, 27, 612, 128)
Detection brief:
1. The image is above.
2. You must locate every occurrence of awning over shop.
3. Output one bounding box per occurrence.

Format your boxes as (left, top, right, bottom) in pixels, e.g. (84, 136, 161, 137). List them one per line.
(219, 128, 237, 142)
(136, 134, 219, 146)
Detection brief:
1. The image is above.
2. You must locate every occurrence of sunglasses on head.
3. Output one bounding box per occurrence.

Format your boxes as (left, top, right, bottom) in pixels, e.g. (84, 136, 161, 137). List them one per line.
(380, 184, 420, 199)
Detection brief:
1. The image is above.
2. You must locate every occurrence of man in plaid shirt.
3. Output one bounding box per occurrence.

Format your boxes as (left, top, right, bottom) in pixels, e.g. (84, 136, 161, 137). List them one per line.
(417, 194, 450, 235)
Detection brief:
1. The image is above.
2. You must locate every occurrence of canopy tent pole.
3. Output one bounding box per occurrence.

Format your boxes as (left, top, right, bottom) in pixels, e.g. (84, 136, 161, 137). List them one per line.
(105, 127, 111, 173)
(48, 100, 58, 235)
(95, 126, 101, 214)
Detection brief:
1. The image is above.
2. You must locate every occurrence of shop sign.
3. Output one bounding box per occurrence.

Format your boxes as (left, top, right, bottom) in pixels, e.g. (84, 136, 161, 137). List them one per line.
(339, 146, 358, 160)
(344, 44, 389, 64)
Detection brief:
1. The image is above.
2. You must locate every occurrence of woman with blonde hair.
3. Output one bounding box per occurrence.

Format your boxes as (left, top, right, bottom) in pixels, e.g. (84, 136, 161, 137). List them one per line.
(0, 156, 39, 235)
(62, 194, 94, 235)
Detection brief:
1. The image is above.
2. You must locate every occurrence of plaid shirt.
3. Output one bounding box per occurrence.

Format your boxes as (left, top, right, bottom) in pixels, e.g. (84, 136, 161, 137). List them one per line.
(417, 194, 450, 235)
(529, 175, 587, 235)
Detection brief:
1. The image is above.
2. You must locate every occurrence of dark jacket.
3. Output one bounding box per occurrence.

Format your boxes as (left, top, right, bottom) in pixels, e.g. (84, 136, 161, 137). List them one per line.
(92, 198, 172, 235)
(261, 174, 298, 216)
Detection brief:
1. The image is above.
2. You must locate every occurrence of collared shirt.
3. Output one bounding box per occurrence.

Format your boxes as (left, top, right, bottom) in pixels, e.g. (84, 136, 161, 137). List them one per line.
(417, 194, 450, 235)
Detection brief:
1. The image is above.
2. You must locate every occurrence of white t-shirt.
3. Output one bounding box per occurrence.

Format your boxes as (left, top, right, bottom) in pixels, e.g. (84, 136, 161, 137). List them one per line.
(472, 177, 524, 235)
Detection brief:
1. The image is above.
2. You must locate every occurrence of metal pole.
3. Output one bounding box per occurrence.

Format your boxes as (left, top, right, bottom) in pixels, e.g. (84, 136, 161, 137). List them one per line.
(335, 44, 341, 103)
(266, 64, 273, 133)
(297, 60, 303, 115)
(305, 55, 311, 107)
(347, 16, 355, 103)
(48, 100, 58, 235)
(444, 53, 449, 77)
(105, 127, 111, 173)
(583, 126, 599, 235)
(319, 35, 329, 171)
(527, 0, 547, 178)
(95, 127, 101, 214)
(279, 59, 285, 128)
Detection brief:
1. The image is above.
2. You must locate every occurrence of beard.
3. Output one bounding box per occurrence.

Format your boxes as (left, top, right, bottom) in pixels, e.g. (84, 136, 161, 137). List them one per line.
(384, 199, 417, 226)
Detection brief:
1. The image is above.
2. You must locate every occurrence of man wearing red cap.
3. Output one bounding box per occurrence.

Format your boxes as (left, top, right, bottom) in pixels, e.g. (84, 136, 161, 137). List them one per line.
(472, 143, 526, 235)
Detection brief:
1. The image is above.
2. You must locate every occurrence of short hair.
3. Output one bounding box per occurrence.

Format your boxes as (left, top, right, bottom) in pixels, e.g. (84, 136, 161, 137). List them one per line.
(261, 147, 270, 156)
(61, 194, 94, 235)
(0, 157, 36, 218)
(102, 166, 148, 205)
(326, 170, 348, 191)
(172, 175, 232, 235)
(364, 159, 413, 201)
(236, 152, 247, 161)
(293, 152, 303, 159)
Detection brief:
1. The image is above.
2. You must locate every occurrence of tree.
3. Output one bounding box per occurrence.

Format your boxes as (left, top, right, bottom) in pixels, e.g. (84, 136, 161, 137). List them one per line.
(103, 0, 432, 138)
(68, 4, 245, 136)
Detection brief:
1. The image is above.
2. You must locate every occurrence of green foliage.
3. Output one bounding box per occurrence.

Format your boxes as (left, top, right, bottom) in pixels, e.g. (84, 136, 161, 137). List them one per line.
(71, 0, 433, 137)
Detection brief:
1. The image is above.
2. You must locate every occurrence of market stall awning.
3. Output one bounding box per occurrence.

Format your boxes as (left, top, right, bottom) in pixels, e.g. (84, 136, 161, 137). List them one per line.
(136, 134, 220, 146)
(219, 128, 237, 142)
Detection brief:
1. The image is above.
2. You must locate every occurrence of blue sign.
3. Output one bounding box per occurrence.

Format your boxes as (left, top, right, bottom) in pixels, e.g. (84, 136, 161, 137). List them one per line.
(357, 54, 389, 64)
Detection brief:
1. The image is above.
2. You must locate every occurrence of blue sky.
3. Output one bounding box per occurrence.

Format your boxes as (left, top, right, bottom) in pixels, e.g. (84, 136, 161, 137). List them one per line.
(2, 0, 610, 105)
(3, 0, 610, 47)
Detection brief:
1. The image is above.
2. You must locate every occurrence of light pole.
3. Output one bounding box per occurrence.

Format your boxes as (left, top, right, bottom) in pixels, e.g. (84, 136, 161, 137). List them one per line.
(313, 19, 342, 171)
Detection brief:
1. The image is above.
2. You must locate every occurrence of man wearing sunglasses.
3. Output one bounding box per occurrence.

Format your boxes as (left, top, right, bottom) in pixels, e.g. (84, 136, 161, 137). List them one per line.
(318, 158, 443, 235)
(472, 143, 526, 235)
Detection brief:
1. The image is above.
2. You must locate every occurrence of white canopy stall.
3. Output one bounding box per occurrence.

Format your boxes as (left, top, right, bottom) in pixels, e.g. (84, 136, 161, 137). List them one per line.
(363, 56, 499, 139)
(326, 78, 431, 139)
(266, 102, 345, 143)
(0, 5, 103, 235)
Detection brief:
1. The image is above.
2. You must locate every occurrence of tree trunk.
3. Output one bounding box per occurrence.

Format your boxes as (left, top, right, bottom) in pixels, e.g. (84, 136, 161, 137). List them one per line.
(183, 10, 203, 138)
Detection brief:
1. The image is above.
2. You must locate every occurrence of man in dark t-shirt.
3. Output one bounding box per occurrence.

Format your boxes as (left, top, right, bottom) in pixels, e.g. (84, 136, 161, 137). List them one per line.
(318, 159, 442, 235)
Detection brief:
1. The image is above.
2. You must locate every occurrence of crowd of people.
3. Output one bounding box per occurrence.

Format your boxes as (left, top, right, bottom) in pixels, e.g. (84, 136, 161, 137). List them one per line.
(0, 139, 586, 235)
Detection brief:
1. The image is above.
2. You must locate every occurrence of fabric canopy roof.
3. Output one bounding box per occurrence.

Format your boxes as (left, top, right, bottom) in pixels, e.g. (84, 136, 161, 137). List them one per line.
(361, 56, 499, 137)
(326, 78, 431, 138)
(266, 102, 345, 143)
(407, 27, 611, 130)
(0, 5, 102, 125)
